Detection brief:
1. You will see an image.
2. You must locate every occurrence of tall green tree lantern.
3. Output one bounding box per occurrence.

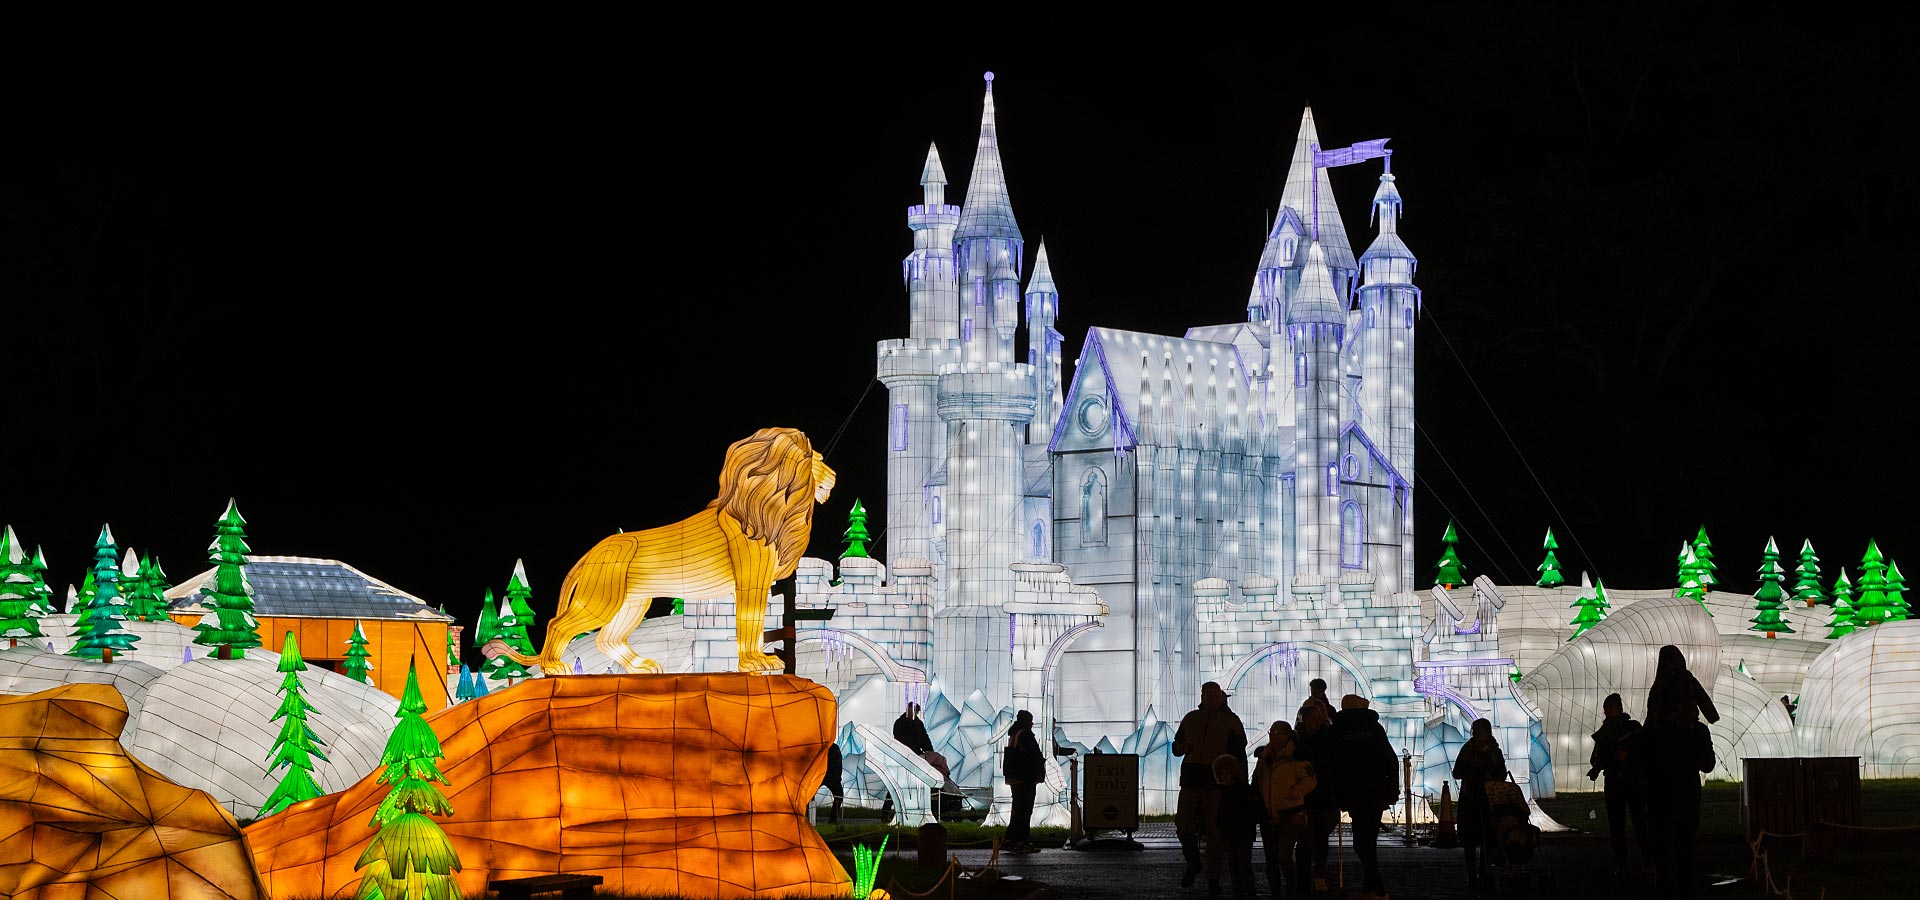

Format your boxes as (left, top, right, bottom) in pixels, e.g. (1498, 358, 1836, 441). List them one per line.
(1791, 540, 1825, 607)
(192, 499, 262, 659)
(355, 661, 460, 900)
(842, 500, 872, 559)
(260, 631, 329, 817)
(1748, 537, 1795, 638)
(1568, 573, 1610, 639)
(0, 526, 45, 648)
(71, 526, 139, 663)
(1850, 540, 1897, 626)
(1536, 527, 1567, 588)
(1825, 569, 1858, 639)
(343, 620, 374, 684)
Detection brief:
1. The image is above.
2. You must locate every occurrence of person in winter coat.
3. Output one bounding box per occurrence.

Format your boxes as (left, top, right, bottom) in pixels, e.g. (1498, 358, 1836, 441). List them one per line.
(1294, 703, 1338, 892)
(1253, 721, 1317, 897)
(894, 702, 951, 780)
(1296, 678, 1334, 731)
(1325, 695, 1399, 900)
(1643, 646, 1718, 899)
(1213, 754, 1261, 899)
(1588, 693, 1647, 873)
(1452, 718, 1508, 888)
(1174, 682, 1248, 891)
(824, 741, 844, 825)
(1003, 709, 1047, 854)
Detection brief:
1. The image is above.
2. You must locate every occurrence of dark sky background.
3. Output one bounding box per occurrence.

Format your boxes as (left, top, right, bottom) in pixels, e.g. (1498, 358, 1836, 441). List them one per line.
(4, 13, 1915, 664)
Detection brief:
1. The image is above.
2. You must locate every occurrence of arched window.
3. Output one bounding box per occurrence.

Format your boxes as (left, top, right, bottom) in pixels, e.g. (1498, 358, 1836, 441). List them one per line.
(1294, 354, 1307, 387)
(1341, 501, 1364, 568)
(1366, 307, 1376, 328)
(1282, 237, 1296, 261)
(1030, 521, 1047, 559)
(1082, 468, 1109, 546)
(930, 494, 942, 525)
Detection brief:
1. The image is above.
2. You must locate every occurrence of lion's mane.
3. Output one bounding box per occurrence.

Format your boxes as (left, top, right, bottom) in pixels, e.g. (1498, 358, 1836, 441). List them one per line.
(709, 427, 824, 579)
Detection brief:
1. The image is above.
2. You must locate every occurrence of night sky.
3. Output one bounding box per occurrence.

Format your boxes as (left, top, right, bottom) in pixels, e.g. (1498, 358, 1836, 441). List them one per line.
(5, 14, 1915, 661)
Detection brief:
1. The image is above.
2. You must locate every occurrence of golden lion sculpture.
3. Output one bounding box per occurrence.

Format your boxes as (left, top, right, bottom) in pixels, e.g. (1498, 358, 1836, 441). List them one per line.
(485, 427, 835, 675)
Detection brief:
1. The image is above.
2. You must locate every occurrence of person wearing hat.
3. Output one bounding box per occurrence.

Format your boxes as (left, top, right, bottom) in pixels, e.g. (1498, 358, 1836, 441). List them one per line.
(1002, 709, 1047, 854)
(1325, 694, 1398, 899)
(1173, 681, 1247, 894)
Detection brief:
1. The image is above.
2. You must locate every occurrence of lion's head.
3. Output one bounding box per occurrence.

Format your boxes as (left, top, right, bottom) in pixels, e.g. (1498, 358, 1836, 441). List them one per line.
(710, 427, 836, 578)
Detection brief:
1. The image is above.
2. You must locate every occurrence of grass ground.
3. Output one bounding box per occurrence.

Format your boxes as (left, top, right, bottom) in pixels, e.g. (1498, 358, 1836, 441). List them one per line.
(1538, 778, 1920, 897)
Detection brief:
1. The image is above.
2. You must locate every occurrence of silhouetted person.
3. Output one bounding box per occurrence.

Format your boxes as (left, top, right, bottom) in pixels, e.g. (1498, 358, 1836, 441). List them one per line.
(894, 702, 934, 753)
(1643, 645, 1719, 899)
(1174, 681, 1247, 893)
(1253, 720, 1317, 897)
(1326, 695, 1398, 899)
(824, 741, 844, 825)
(1296, 677, 1334, 730)
(1213, 754, 1260, 899)
(1452, 718, 1508, 889)
(1003, 709, 1046, 854)
(1294, 704, 1338, 893)
(1588, 693, 1647, 873)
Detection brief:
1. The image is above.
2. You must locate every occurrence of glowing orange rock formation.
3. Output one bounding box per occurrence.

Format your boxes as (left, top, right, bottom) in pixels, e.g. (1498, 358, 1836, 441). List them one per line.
(0, 683, 267, 900)
(245, 673, 851, 899)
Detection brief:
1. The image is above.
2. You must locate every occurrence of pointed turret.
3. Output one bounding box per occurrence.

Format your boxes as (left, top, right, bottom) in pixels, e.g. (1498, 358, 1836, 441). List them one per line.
(1288, 242, 1345, 325)
(955, 72, 1022, 243)
(1359, 171, 1416, 276)
(1278, 108, 1357, 278)
(1026, 241, 1063, 444)
(920, 143, 948, 209)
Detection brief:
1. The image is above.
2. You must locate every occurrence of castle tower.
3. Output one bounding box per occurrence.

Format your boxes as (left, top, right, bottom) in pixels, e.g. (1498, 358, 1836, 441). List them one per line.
(934, 73, 1036, 714)
(878, 145, 964, 570)
(1025, 241, 1063, 444)
(1356, 165, 1419, 594)
(1290, 240, 1346, 578)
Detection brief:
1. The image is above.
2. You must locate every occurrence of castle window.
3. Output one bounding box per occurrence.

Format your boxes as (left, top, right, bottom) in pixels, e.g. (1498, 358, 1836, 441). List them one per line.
(891, 404, 908, 451)
(1082, 468, 1109, 547)
(1326, 463, 1339, 496)
(1031, 521, 1047, 559)
(1342, 452, 1360, 480)
(962, 318, 974, 342)
(1341, 501, 1364, 568)
(1366, 307, 1376, 328)
(1405, 307, 1414, 329)
(1282, 237, 1296, 261)
(930, 494, 942, 525)
(1295, 354, 1306, 387)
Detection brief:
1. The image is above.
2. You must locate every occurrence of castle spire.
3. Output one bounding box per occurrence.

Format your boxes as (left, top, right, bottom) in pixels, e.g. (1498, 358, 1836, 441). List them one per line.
(955, 72, 1023, 243)
(1278, 108, 1356, 283)
(1025, 240, 1064, 444)
(1288, 241, 1345, 325)
(921, 143, 948, 208)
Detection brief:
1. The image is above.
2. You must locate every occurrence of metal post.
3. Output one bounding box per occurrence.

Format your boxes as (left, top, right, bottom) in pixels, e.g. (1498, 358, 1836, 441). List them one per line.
(1069, 755, 1084, 844)
(1403, 750, 1415, 846)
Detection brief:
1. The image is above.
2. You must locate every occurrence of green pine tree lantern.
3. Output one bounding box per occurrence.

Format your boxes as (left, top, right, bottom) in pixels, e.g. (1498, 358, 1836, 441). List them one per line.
(1692, 525, 1719, 593)
(260, 631, 330, 817)
(1826, 569, 1858, 639)
(27, 546, 55, 618)
(841, 500, 872, 560)
(1791, 540, 1825, 607)
(439, 604, 455, 669)
(343, 620, 374, 684)
(1568, 574, 1609, 639)
(1675, 543, 1709, 612)
(472, 588, 499, 654)
(120, 549, 169, 622)
(1748, 537, 1796, 639)
(71, 526, 139, 663)
(1885, 560, 1909, 622)
(498, 560, 539, 680)
(192, 499, 262, 659)
(0, 526, 46, 649)
(1850, 540, 1896, 626)
(355, 661, 460, 900)
(482, 583, 534, 685)
(1433, 521, 1467, 589)
(1536, 527, 1566, 588)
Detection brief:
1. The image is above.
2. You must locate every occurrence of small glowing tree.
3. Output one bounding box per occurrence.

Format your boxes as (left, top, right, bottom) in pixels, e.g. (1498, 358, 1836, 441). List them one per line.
(1535, 527, 1566, 588)
(1433, 521, 1467, 589)
(1885, 561, 1909, 621)
(343, 620, 374, 683)
(1748, 537, 1795, 639)
(1825, 569, 1858, 639)
(1568, 574, 1609, 639)
(192, 499, 262, 659)
(1791, 540, 1825, 607)
(260, 631, 329, 817)
(71, 526, 138, 663)
(472, 588, 502, 681)
(1850, 540, 1896, 627)
(454, 665, 476, 703)
(355, 662, 460, 900)
(1675, 543, 1709, 612)
(27, 546, 55, 618)
(1691, 526, 1719, 593)
(496, 561, 539, 682)
(0, 526, 45, 649)
(120, 549, 171, 622)
(841, 499, 872, 560)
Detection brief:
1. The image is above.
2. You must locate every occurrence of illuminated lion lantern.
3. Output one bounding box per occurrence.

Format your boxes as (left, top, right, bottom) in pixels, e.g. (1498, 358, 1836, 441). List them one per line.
(489, 427, 834, 675)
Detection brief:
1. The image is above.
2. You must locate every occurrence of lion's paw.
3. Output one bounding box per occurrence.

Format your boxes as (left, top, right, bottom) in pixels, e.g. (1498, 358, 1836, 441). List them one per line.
(739, 651, 785, 674)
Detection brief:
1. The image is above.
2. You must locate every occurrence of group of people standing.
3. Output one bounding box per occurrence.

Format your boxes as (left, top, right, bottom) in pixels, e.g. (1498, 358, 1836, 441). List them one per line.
(1173, 678, 1401, 899)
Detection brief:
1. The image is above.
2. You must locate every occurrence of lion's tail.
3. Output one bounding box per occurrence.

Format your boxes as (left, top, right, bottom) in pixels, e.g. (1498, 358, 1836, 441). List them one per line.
(479, 573, 581, 676)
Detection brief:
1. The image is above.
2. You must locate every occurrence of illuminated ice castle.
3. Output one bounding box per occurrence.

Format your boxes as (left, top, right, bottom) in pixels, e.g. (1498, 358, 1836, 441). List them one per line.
(873, 73, 1443, 779)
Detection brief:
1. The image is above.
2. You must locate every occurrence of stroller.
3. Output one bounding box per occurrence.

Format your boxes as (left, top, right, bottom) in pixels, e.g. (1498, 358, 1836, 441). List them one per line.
(1484, 774, 1549, 890)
